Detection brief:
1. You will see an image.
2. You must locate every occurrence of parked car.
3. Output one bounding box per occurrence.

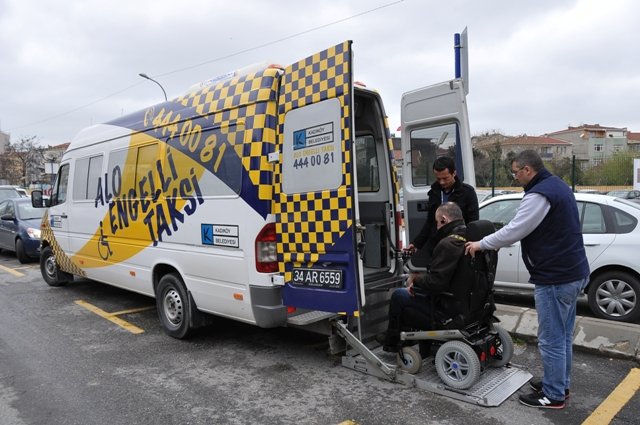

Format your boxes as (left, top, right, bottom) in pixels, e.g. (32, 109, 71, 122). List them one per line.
(0, 198, 44, 263)
(479, 193, 640, 323)
(475, 189, 517, 203)
(0, 185, 21, 202)
(606, 190, 640, 202)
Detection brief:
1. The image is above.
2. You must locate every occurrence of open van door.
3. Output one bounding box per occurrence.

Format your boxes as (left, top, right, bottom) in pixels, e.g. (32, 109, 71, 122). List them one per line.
(401, 79, 475, 265)
(274, 41, 364, 314)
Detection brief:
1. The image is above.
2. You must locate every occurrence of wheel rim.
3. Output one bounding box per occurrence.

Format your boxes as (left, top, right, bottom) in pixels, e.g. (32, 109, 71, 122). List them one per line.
(442, 350, 471, 382)
(44, 254, 57, 279)
(162, 288, 183, 327)
(596, 278, 637, 318)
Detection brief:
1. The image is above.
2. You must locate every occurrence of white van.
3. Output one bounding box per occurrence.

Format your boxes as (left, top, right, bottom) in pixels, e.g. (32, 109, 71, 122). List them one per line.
(33, 41, 474, 339)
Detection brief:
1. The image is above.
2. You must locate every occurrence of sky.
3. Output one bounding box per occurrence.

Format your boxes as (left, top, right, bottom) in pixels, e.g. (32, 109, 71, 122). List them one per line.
(1, 0, 639, 147)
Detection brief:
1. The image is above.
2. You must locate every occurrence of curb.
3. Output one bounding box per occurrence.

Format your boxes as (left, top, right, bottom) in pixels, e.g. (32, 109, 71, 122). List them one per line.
(495, 304, 640, 362)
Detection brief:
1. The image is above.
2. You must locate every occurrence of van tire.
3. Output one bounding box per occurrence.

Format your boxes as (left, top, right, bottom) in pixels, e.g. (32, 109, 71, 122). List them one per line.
(40, 246, 68, 287)
(156, 273, 192, 339)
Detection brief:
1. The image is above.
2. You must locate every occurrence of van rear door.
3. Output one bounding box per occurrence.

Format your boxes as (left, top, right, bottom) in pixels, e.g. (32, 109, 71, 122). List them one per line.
(274, 41, 364, 314)
(401, 79, 474, 265)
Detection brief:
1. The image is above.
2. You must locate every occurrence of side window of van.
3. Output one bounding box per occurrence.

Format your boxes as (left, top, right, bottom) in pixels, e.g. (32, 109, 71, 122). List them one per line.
(51, 164, 70, 206)
(73, 155, 104, 200)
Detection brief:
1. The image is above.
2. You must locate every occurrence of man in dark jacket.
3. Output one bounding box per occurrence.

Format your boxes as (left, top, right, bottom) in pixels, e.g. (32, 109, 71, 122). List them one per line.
(465, 150, 589, 409)
(379, 202, 473, 350)
(408, 157, 478, 267)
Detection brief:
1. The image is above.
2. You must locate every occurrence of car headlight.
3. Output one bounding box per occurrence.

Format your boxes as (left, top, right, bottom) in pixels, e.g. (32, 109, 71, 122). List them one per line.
(27, 227, 41, 239)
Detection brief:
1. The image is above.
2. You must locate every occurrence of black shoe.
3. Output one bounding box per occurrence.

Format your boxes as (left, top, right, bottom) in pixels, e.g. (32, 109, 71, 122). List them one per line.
(519, 391, 565, 409)
(529, 378, 570, 399)
(374, 332, 399, 352)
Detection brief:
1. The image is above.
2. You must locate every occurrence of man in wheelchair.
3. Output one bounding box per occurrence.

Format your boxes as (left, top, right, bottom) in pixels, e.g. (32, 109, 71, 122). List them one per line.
(377, 202, 499, 355)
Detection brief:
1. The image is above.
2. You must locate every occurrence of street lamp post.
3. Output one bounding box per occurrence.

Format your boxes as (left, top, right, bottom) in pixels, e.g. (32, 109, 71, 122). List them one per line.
(138, 73, 167, 101)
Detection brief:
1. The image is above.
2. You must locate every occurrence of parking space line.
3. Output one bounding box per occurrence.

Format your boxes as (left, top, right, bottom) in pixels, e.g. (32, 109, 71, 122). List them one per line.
(74, 299, 148, 334)
(582, 368, 640, 424)
(0, 264, 24, 277)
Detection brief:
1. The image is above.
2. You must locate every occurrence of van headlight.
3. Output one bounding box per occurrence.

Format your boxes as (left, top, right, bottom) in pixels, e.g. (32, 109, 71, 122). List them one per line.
(27, 227, 41, 239)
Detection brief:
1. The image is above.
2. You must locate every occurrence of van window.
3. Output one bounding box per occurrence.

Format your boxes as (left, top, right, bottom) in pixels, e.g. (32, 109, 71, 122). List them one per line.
(136, 144, 159, 195)
(107, 149, 137, 197)
(410, 122, 459, 187)
(51, 164, 70, 206)
(73, 155, 104, 200)
(355, 135, 380, 192)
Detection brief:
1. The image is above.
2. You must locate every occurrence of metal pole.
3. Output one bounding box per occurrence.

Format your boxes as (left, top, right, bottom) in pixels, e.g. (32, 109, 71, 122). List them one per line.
(139, 73, 167, 101)
(454, 33, 461, 79)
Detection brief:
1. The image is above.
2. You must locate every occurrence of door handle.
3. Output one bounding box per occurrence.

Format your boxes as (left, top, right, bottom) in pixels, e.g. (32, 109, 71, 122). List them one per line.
(61, 214, 68, 219)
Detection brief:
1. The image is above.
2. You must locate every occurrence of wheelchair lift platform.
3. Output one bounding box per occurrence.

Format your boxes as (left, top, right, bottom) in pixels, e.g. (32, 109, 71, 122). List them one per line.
(335, 321, 532, 407)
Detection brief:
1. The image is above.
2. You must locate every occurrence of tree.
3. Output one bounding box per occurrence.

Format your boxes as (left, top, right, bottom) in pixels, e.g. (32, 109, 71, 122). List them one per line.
(583, 152, 636, 186)
(4, 136, 45, 187)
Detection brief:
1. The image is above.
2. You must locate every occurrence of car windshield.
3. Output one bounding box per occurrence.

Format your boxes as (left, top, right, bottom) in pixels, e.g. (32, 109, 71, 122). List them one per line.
(17, 202, 45, 220)
(0, 189, 20, 202)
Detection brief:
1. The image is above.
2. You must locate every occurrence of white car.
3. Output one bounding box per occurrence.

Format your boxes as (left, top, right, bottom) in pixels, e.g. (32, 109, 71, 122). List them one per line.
(479, 192, 640, 323)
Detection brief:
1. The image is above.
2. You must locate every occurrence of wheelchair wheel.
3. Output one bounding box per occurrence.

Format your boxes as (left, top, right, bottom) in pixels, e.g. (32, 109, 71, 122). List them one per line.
(490, 325, 514, 368)
(435, 341, 481, 389)
(397, 346, 422, 374)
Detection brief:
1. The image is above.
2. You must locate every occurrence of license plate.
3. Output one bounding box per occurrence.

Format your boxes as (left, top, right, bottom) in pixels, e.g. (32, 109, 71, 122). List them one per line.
(291, 268, 343, 289)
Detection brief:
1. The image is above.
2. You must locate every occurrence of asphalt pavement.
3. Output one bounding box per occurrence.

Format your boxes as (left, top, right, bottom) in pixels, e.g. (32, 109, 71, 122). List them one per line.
(495, 303, 640, 361)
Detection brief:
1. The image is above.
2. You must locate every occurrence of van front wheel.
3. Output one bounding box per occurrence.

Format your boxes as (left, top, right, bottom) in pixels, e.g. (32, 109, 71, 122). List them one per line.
(156, 273, 192, 339)
(40, 246, 68, 287)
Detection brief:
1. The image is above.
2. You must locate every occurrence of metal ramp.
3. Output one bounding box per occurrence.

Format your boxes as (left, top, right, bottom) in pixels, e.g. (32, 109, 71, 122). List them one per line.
(335, 321, 532, 407)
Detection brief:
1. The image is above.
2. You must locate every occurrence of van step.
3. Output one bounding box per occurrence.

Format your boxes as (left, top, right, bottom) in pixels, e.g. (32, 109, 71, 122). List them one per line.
(287, 310, 337, 326)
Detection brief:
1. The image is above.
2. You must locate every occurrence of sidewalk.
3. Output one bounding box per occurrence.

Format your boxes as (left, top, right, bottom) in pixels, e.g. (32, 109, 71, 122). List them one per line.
(495, 304, 640, 362)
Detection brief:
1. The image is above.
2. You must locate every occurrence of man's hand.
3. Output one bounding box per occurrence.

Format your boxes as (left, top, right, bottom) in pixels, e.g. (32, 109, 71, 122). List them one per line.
(406, 243, 416, 253)
(406, 273, 418, 296)
(464, 241, 482, 258)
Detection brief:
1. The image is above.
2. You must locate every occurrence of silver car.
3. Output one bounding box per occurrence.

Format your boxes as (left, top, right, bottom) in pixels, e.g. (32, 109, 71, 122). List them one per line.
(479, 192, 640, 323)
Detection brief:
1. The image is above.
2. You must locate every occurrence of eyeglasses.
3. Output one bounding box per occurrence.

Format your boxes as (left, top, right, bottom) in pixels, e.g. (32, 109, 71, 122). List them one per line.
(510, 166, 525, 178)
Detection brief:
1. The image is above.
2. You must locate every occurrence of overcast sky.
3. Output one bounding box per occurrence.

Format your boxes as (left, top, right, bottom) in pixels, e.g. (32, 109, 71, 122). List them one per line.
(1, 0, 639, 147)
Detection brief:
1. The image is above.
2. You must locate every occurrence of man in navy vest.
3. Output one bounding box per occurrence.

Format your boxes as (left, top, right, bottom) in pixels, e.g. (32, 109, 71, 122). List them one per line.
(465, 150, 589, 409)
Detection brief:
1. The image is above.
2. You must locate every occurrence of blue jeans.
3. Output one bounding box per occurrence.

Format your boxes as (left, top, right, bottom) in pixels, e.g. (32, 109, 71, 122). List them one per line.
(534, 277, 589, 400)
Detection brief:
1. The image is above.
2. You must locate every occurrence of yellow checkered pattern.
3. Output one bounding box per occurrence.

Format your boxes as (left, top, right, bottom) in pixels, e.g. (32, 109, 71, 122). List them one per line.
(175, 69, 280, 201)
(40, 211, 87, 277)
(273, 41, 354, 280)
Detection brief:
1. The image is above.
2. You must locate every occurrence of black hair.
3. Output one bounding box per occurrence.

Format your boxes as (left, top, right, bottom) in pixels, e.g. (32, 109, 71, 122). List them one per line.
(433, 156, 456, 173)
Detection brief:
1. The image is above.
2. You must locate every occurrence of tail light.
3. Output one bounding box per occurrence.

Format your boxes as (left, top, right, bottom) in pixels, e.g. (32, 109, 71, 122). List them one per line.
(255, 223, 278, 273)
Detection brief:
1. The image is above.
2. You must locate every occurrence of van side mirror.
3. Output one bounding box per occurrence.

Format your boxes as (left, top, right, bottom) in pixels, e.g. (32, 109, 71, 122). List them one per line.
(31, 190, 49, 208)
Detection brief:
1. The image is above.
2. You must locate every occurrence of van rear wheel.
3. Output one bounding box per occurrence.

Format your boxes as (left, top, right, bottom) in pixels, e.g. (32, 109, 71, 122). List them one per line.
(156, 273, 192, 339)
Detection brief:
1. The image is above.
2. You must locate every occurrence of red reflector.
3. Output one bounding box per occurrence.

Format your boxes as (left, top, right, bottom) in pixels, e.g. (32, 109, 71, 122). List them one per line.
(490, 346, 496, 356)
(287, 306, 296, 314)
(480, 352, 486, 362)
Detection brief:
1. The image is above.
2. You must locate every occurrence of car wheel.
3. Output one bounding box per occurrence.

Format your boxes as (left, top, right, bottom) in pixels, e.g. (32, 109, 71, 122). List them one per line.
(587, 271, 640, 322)
(40, 246, 68, 287)
(15, 239, 30, 264)
(156, 273, 193, 339)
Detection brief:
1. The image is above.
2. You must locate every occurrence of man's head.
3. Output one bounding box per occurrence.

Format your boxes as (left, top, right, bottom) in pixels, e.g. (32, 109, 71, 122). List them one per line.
(433, 156, 457, 191)
(435, 202, 463, 229)
(511, 150, 543, 186)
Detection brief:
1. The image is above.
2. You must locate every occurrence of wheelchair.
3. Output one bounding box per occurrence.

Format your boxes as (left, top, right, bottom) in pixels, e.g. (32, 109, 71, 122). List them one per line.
(393, 219, 514, 390)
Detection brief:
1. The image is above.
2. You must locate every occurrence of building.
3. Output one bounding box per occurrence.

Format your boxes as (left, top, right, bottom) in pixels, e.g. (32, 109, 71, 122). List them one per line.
(472, 133, 572, 161)
(547, 124, 628, 168)
(628, 132, 640, 153)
